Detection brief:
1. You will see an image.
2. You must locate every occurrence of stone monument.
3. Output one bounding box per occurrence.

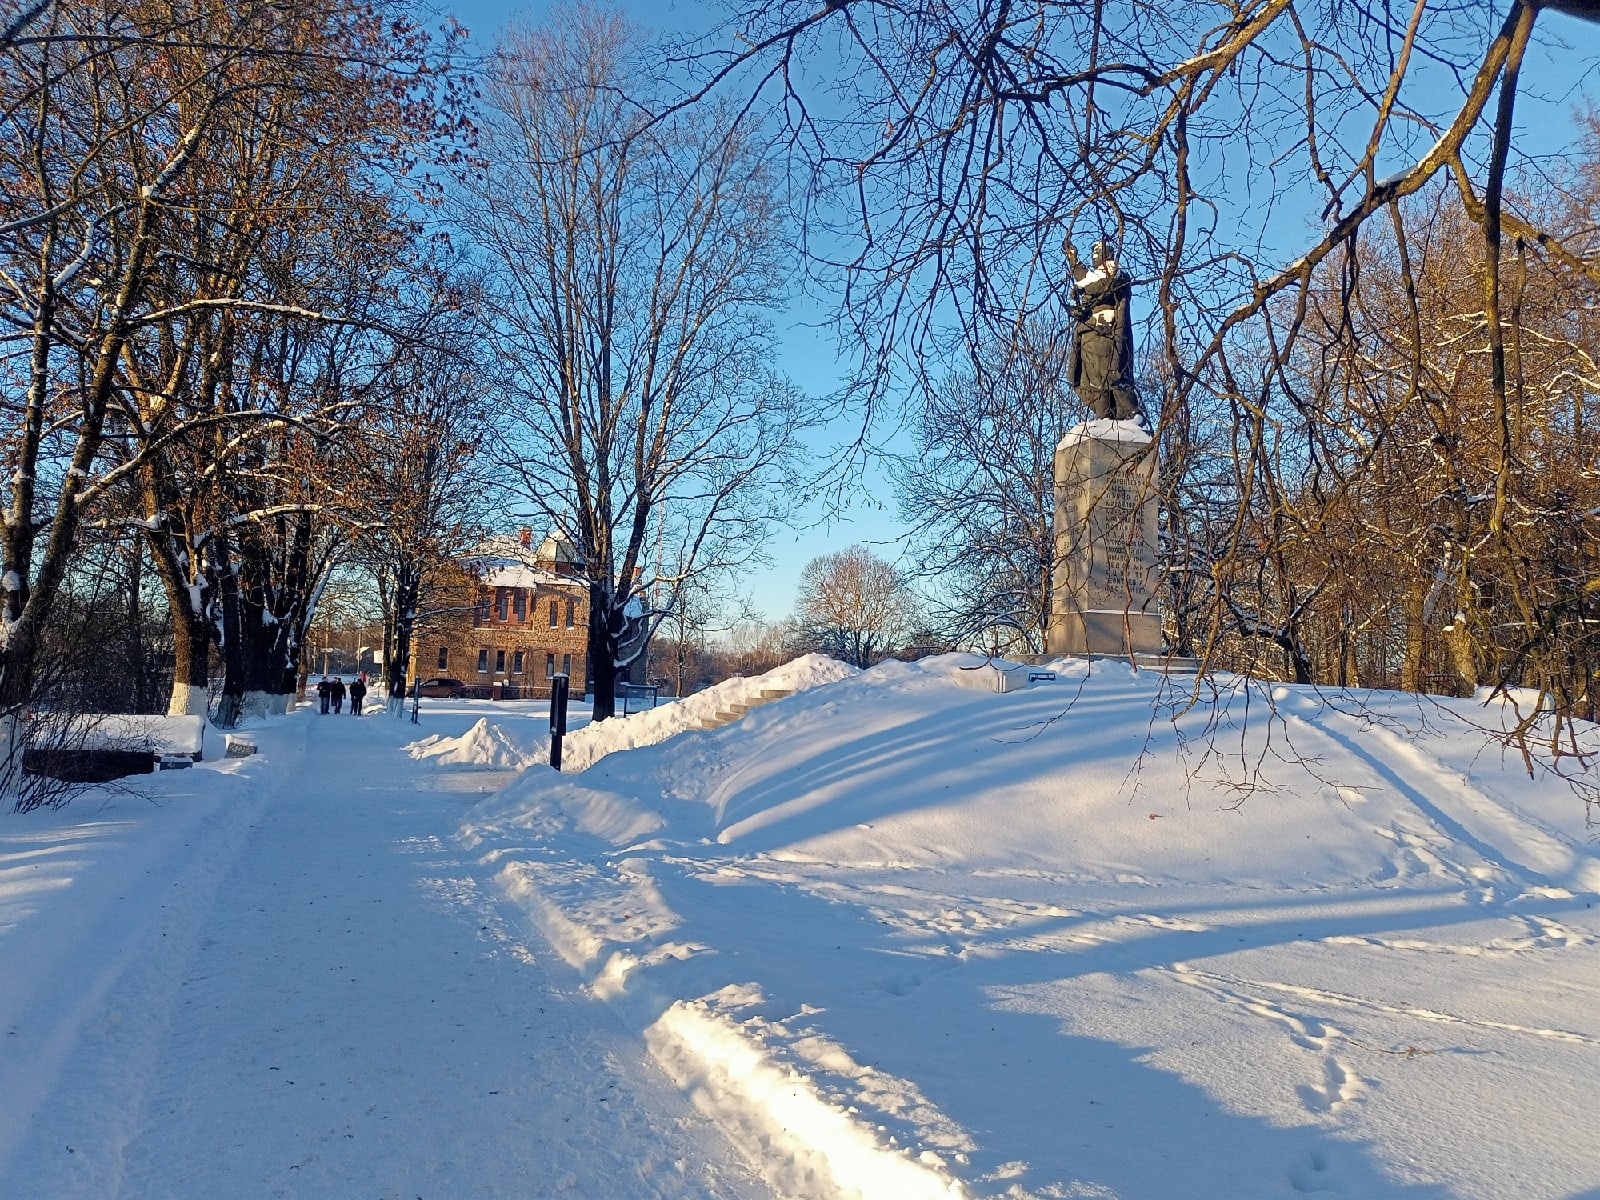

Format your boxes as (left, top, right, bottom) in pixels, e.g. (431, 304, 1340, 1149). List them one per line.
(1048, 234, 1162, 657)
(1047, 421, 1162, 656)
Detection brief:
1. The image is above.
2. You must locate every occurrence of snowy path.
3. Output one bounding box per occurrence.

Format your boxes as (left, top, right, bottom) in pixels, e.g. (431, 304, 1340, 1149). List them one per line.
(9, 659, 1600, 1200)
(4, 708, 772, 1200)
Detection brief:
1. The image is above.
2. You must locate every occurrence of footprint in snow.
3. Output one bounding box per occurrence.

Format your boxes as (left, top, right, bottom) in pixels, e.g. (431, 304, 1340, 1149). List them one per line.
(1288, 1145, 1348, 1194)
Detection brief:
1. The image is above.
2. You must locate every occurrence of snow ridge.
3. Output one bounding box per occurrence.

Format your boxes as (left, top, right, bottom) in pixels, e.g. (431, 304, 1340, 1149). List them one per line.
(464, 653, 1600, 1200)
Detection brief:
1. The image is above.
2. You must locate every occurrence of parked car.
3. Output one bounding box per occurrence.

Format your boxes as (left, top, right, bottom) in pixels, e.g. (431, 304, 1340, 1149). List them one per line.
(414, 676, 466, 698)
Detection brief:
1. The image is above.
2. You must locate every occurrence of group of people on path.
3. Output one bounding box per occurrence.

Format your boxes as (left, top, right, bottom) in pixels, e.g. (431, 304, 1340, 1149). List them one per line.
(316, 674, 367, 715)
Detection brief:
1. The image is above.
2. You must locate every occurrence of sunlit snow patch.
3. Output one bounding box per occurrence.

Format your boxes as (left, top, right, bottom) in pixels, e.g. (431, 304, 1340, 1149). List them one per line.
(557, 652, 858, 771)
(646, 991, 970, 1200)
(406, 718, 543, 770)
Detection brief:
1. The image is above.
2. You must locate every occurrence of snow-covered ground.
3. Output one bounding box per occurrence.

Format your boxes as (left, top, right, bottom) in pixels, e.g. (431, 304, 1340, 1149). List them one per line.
(0, 704, 768, 1200)
(3, 654, 1598, 1199)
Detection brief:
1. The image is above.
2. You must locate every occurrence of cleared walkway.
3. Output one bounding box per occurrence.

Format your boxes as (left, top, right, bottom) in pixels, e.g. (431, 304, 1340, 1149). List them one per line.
(31, 706, 770, 1200)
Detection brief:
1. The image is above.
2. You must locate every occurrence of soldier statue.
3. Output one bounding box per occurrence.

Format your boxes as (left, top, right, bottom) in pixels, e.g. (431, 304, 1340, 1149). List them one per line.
(1064, 237, 1140, 422)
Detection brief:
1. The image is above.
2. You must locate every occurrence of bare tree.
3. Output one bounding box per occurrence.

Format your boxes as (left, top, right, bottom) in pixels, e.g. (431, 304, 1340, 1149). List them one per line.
(0, 1, 51, 53)
(663, 0, 1600, 771)
(0, 0, 302, 782)
(649, 570, 721, 698)
(43, 0, 471, 726)
(792, 544, 919, 668)
(1228, 180, 1597, 697)
(0, 0, 470, 791)
(719, 616, 794, 679)
(892, 323, 1076, 653)
(670, 1, 1600, 401)
(352, 296, 496, 707)
(465, 6, 815, 720)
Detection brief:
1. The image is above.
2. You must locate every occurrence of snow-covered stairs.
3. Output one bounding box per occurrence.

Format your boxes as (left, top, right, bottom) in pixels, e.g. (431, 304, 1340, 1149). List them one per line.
(694, 688, 793, 732)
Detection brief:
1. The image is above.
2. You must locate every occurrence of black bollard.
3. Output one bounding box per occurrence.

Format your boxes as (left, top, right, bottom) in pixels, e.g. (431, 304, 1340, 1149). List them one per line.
(549, 673, 570, 771)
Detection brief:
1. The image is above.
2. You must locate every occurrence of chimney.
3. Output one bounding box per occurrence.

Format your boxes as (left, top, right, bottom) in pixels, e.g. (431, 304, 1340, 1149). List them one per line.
(519, 527, 532, 548)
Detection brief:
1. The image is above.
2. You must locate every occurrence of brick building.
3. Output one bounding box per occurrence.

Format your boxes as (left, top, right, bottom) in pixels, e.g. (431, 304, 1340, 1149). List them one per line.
(427, 530, 591, 698)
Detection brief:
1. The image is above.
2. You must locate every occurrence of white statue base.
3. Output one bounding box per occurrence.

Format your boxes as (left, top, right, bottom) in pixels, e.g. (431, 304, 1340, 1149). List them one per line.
(1047, 419, 1163, 657)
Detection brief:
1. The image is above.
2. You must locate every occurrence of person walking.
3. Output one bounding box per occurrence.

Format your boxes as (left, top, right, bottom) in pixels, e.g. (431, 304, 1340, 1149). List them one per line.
(349, 676, 367, 716)
(330, 677, 346, 714)
(317, 677, 331, 714)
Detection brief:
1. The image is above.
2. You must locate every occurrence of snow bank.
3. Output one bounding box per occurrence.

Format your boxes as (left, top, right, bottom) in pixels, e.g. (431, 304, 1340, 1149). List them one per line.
(8, 658, 1598, 1200)
(406, 718, 544, 770)
(412, 655, 856, 777)
(0, 736, 275, 1193)
(647, 996, 968, 1200)
(556, 653, 858, 772)
(50, 713, 208, 758)
(464, 653, 1600, 1200)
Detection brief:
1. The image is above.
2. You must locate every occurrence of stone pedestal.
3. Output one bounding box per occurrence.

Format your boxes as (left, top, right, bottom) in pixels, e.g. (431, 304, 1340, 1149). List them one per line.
(1047, 423, 1163, 657)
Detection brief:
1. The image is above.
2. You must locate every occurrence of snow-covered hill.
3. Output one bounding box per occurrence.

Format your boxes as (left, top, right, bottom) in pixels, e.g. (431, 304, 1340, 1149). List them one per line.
(3, 654, 1597, 1199)
(460, 653, 1600, 1200)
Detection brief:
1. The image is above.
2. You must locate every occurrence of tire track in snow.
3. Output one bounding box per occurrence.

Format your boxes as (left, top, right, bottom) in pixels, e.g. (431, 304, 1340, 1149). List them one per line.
(1324, 911, 1599, 957)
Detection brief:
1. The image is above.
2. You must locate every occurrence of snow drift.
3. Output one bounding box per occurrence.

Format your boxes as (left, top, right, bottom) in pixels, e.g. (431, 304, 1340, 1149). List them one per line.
(463, 652, 1600, 1200)
(407, 717, 544, 770)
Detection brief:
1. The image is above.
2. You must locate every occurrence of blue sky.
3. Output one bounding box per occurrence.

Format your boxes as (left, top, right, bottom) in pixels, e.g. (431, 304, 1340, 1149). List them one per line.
(433, 0, 908, 624)
(429, 0, 1600, 625)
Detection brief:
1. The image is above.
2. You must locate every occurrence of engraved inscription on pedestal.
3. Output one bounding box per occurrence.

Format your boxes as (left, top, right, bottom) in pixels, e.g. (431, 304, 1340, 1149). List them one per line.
(1047, 426, 1162, 657)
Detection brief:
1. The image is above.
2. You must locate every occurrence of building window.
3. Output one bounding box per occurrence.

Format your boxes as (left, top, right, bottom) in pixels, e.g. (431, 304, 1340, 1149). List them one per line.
(549, 600, 558, 627)
(545, 652, 555, 678)
(495, 648, 506, 673)
(514, 591, 526, 620)
(496, 591, 508, 621)
(565, 599, 575, 628)
(562, 653, 571, 676)
(477, 648, 488, 673)
(437, 647, 448, 670)
(513, 650, 524, 674)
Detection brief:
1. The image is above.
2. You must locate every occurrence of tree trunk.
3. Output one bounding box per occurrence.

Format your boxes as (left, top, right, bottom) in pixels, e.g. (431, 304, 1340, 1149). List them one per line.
(144, 526, 213, 718)
(167, 605, 212, 717)
(386, 559, 420, 711)
(1447, 618, 1479, 698)
(213, 546, 246, 729)
(0, 617, 44, 783)
(588, 581, 617, 721)
(228, 512, 321, 718)
(380, 565, 397, 698)
(1402, 584, 1426, 692)
(1337, 607, 1360, 689)
(1280, 630, 1315, 686)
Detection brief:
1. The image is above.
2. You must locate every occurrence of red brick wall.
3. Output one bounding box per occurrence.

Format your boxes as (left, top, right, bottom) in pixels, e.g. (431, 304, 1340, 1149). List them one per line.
(430, 580, 590, 696)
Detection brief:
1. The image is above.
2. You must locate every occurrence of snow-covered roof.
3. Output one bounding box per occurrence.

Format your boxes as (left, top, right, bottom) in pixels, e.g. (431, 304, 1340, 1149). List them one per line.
(464, 533, 581, 590)
(473, 560, 572, 589)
